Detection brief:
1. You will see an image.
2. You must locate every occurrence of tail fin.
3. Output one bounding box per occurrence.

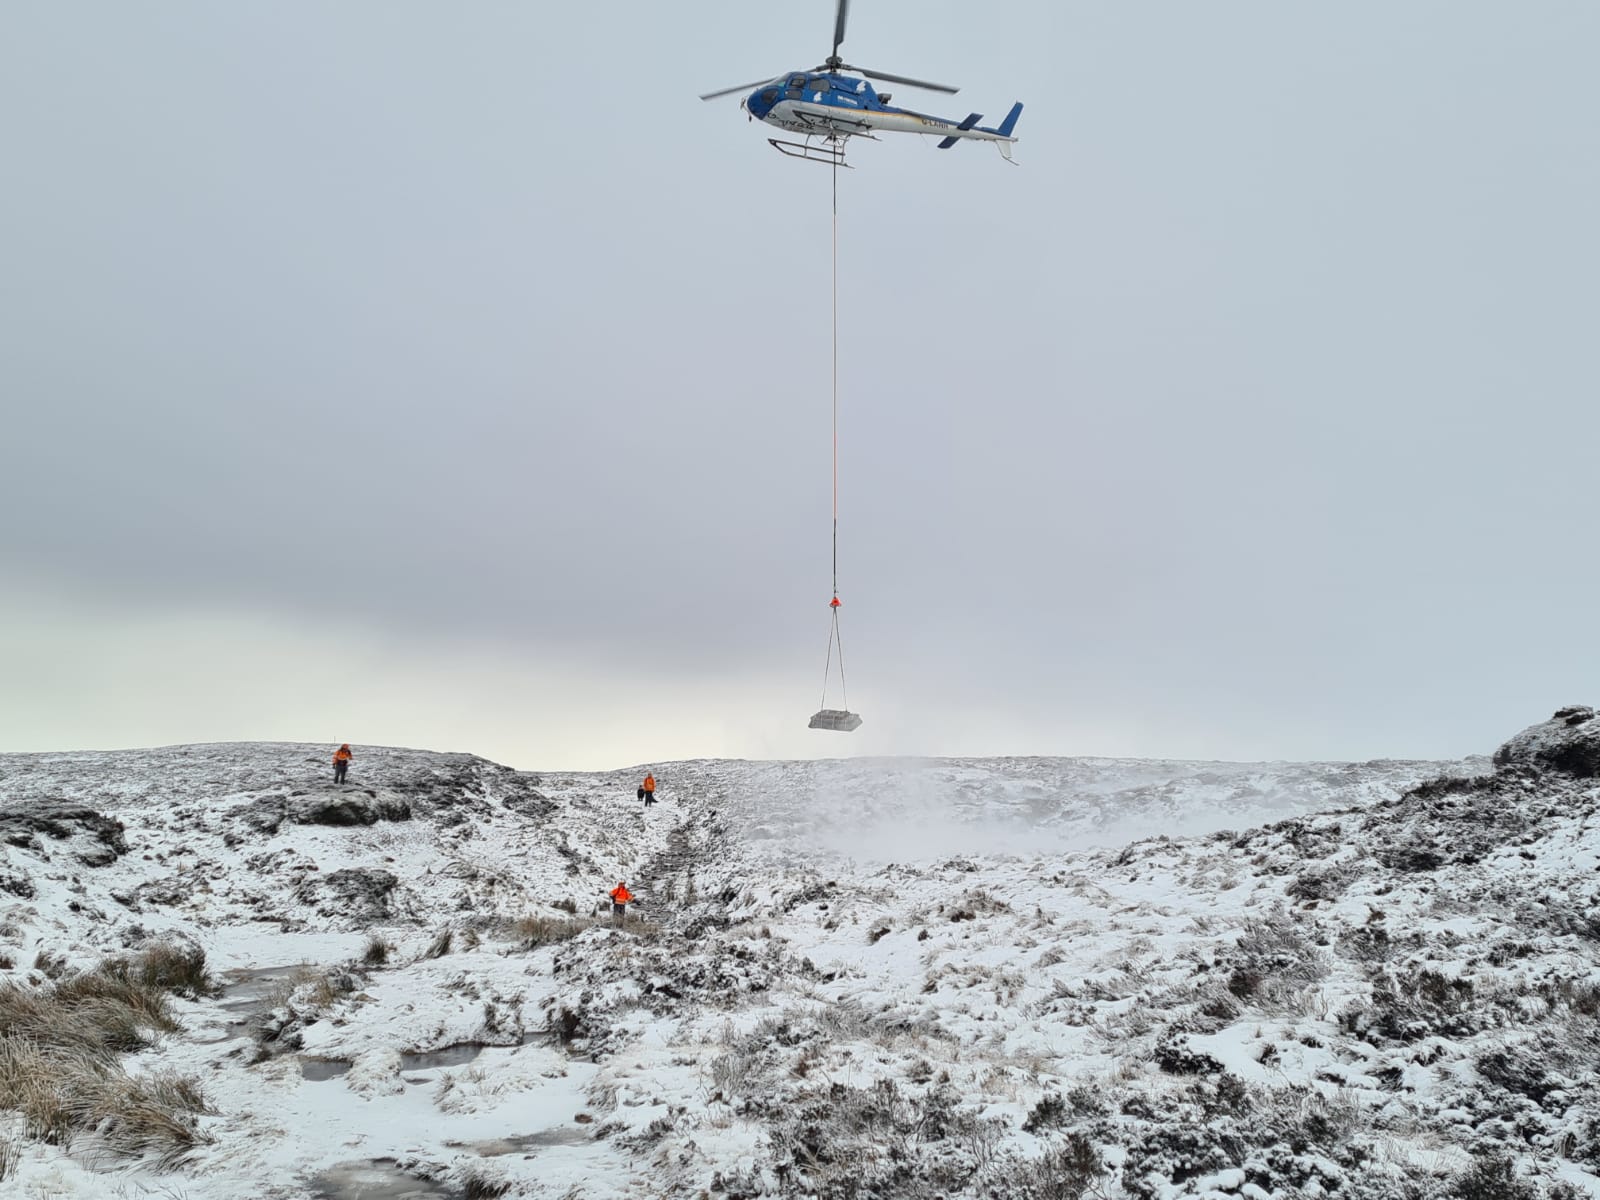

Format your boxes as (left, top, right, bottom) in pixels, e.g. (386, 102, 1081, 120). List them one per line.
(937, 112, 984, 149)
(996, 101, 1023, 138)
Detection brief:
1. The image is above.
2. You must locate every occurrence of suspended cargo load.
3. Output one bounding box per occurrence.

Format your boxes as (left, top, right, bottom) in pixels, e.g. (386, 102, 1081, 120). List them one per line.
(809, 709, 862, 732)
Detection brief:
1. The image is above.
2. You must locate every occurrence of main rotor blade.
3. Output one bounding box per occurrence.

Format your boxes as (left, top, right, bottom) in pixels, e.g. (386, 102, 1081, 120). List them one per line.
(845, 64, 959, 94)
(699, 76, 781, 101)
(832, 0, 850, 59)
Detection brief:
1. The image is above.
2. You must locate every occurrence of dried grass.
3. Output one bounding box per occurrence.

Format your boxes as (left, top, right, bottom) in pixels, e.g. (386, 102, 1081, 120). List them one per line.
(306, 970, 357, 1010)
(513, 914, 594, 948)
(362, 934, 393, 967)
(463, 1172, 511, 1199)
(422, 928, 454, 960)
(65, 1069, 211, 1166)
(100, 943, 216, 999)
(0, 949, 213, 1166)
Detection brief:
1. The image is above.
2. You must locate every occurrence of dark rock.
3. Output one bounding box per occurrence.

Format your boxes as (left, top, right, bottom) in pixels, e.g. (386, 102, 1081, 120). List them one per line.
(295, 868, 398, 921)
(0, 801, 127, 866)
(132, 874, 200, 907)
(1494, 708, 1600, 778)
(0, 872, 35, 899)
(235, 801, 286, 836)
(502, 787, 557, 821)
(288, 792, 411, 827)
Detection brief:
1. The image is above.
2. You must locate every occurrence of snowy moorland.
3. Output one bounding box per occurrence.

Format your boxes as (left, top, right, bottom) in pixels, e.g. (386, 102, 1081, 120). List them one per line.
(1, 713, 1598, 1199)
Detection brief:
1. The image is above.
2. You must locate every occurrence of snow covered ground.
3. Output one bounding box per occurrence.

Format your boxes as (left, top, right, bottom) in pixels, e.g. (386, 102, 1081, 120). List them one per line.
(1, 719, 1596, 1199)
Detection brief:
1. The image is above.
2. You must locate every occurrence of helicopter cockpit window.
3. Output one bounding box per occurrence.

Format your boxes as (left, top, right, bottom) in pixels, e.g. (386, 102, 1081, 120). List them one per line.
(787, 75, 807, 91)
(808, 76, 831, 91)
(760, 89, 778, 105)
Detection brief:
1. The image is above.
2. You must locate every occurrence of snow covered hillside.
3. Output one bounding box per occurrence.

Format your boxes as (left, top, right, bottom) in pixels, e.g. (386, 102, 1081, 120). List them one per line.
(1, 720, 1596, 1199)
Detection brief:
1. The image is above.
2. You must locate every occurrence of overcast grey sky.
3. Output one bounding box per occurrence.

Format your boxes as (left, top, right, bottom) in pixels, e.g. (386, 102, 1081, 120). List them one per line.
(2, 1, 1596, 769)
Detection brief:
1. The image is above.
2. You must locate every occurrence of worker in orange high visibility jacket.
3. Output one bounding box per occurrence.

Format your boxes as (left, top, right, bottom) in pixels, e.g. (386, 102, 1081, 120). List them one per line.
(609, 882, 635, 924)
(638, 773, 657, 807)
(332, 744, 353, 784)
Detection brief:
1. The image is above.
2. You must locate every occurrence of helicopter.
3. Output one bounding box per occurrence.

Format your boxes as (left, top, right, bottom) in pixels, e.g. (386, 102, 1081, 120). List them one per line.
(699, 0, 1023, 166)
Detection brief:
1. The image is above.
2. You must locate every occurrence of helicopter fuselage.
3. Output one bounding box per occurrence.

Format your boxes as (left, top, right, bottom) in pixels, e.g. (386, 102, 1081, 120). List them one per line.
(745, 72, 1020, 154)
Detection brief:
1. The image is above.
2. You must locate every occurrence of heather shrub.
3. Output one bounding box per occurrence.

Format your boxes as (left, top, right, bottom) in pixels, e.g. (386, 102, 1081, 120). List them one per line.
(1444, 1151, 1537, 1200)
(993, 1132, 1104, 1200)
(1223, 913, 1327, 1007)
(767, 1079, 1003, 1197)
(1023, 1092, 1068, 1134)
(1341, 967, 1480, 1043)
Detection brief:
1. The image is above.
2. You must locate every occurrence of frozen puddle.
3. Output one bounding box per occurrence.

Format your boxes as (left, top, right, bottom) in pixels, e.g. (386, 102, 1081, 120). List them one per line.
(399, 1043, 485, 1071)
(192, 965, 308, 1043)
(299, 1037, 551, 1085)
(450, 1129, 592, 1156)
(219, 964, 305, 1014)
(301, 1056, 354, 1081)
(397, 1033, 550, 1075)
(308, 1159, 459, 1199)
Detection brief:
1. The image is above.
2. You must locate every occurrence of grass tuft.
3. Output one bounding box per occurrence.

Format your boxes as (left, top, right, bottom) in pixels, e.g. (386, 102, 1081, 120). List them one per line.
(513, 914, 594, 948)
(422, 929, 454, 960)
(362, 934, 392, 967)
(462, 1171, 510, 1199)
(103, 943, 216, 998)
(0, 948, 214, 1166)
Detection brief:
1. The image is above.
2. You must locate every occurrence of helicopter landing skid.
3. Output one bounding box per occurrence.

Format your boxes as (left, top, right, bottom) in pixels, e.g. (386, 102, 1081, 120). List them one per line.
(768, 136, 851, 167)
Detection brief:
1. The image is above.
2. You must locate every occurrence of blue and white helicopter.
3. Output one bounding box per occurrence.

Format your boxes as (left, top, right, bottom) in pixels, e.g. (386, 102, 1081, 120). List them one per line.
(699, 0, 1022, 166)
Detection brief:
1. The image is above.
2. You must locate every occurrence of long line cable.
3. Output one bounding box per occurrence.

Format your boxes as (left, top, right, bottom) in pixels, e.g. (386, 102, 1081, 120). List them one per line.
(821, 152, 849, 713)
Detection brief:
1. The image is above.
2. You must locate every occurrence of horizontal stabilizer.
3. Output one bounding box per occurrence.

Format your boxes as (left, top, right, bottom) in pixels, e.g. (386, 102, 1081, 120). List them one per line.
(937, 111, 984, 149)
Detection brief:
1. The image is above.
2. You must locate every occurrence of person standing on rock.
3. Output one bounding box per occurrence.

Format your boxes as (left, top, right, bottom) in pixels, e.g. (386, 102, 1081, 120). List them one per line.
(333, 743, 353, 784)
(638, 772, 657, 807)
(608, 881, 634, 925)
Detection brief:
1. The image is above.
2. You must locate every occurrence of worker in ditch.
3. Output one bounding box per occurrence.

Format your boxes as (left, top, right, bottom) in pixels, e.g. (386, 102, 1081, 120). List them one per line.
(608, 881, 635, 925)
(332, 743, 353, 784)
(637, 772, 657, 807)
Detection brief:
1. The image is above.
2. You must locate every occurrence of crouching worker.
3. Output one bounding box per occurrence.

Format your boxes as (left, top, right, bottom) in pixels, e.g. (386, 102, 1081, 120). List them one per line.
(333, 743, 353, 784)
(608, 881, 634, 925)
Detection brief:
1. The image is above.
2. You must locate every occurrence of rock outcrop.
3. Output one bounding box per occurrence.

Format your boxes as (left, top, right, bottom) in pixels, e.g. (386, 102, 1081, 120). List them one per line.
(0, 801, 127, 866)
(294, 868, 399, 922)
(1494, 705, 1600, 778)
